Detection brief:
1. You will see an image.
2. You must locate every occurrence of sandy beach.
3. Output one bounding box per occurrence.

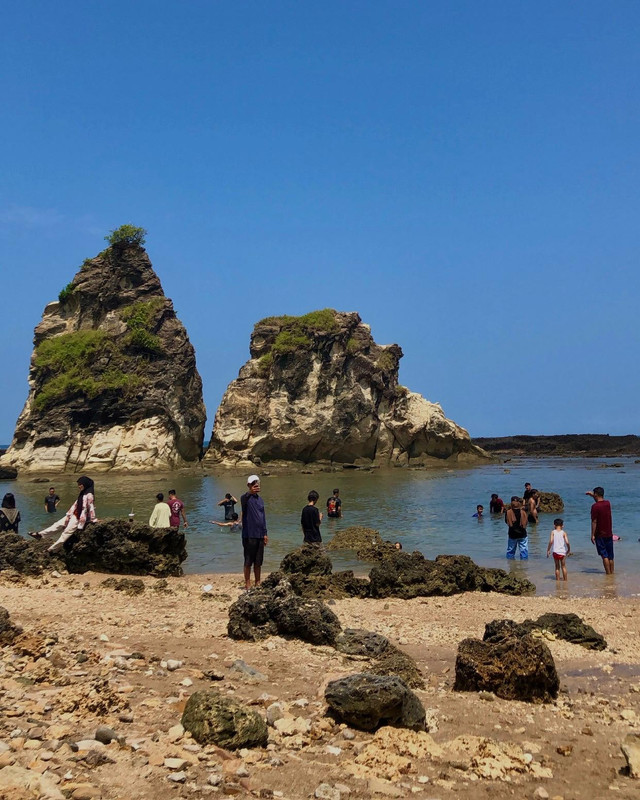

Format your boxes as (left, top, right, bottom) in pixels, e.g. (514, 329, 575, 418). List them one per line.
(0, 568, 638, 800)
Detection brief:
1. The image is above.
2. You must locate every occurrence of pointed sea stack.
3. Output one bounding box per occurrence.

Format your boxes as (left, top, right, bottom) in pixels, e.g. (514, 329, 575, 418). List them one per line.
(205, 309, 487, 468)
(2, 229, 206, 472)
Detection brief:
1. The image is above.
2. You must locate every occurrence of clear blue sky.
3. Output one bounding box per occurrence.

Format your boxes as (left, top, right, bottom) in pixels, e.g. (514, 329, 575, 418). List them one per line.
(2, 1, 639, 443)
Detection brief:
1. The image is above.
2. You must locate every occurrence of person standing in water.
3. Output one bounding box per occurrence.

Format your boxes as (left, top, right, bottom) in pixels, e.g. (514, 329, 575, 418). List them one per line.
(546, 518, 571, 581)
(587, 486, 614, 574)
(326, 488, 342, 518)
(217, 492, 238, 521)
(149, 493, 171, 528)
(301, 490, 323, 543)
(168, 490, 188, 528)
(0, 493, 21, 534)
(29, 476, 97, 553)
(44, 487, 60, 514)
(504, 496, 529, 560)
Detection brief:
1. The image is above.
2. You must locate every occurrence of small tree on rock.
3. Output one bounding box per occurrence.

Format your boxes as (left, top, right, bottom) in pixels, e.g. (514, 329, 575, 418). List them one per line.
(105, 224, 147, 248)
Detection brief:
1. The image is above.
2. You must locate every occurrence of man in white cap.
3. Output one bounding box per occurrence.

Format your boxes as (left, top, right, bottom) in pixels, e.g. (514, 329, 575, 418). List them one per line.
(240, 475, 268, 589)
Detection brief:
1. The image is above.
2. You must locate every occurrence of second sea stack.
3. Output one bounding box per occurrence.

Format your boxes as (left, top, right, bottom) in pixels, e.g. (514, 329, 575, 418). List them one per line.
(205, 309, 486, 467)
(1, 227, 206, 473)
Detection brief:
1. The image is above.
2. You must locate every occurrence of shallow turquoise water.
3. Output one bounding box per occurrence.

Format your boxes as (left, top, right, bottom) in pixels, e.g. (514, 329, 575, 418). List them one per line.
(2, 456, 639, 597)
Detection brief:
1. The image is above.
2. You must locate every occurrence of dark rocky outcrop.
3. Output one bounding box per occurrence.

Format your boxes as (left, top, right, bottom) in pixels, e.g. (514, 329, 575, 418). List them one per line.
(325, 673, 426, 731)
(0, 235, 206, 473)
(454, 634, 559, 703)
(537, 493, 564, 513)
(473, 433, 640, 457)
(335, 628, 424, 689)
(0, 607, 20, 645)
(181, 690, 268, 749)
(327, 527, 398, 562)
(368, 552, 535, 598)
(227, 578, 342, 646)
(204, 309, 488, 468)
(484, 613, 607, 651)
(0, 467, 17, 480)
(0, 520, 186, 577)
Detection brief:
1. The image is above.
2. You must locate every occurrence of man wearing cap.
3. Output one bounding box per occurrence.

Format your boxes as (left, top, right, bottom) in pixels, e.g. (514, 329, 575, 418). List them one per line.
(240, 475, 268, 590)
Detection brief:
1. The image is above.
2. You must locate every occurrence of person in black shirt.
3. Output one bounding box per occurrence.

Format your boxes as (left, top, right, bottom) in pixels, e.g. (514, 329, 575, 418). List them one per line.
(326, 488, 342, 518)
(0, 493, 21, 534)
(217, 492, 238, 520)
(44, 487, 60, 513)
(301, 490, 323, 543)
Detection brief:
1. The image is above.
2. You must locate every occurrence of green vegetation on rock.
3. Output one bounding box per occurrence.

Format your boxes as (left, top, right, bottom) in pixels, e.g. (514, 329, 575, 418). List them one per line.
(32, 330, 143, 411)
(104, 223, 147, 248)
(121, 298, 165, 355)
(376, 350, 396, 372)
(259, 309, 338, 359)
(58, 283, 75, 304)
(346, 337, 361, 355)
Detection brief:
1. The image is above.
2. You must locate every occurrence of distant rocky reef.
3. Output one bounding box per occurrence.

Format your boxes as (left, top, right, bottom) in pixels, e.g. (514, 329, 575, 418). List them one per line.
(205, 309, 487, 468)
(0, 226, 206, 473)
(473, 434, 640, 457)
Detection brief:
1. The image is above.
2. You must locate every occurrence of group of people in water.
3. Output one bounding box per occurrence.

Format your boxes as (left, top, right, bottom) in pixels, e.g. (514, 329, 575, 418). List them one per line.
(0, 472, 619, 583)
(473, 481, 617, 579)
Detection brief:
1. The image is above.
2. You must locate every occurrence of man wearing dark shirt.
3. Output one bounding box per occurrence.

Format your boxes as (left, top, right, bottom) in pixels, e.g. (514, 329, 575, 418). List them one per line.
(326, 488, 342, 518)
(240, 475, 268, 589)
(217, 493, 238, 520)
(587, 486, 614, 574)
(301, 490, 323, 543)
(44, 487, 60, 513)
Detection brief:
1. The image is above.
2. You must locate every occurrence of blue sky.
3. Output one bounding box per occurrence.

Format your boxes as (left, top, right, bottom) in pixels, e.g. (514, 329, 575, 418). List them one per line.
(2, 1, 639, 443)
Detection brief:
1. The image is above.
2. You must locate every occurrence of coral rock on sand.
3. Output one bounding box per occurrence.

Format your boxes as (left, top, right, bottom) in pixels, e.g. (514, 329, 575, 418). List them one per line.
(454, 634, 559, 703)
(181, 690, 268, 749)
(484, 613, 607, 651)
(325, 673, 426, 732)
(227, 577, 342, 645)
(0, 520, 186, 577)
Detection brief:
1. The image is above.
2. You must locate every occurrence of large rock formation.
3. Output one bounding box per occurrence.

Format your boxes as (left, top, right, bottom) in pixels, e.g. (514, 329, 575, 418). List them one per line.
(1, 235, 206, 472)
(204, 309, 486, 467)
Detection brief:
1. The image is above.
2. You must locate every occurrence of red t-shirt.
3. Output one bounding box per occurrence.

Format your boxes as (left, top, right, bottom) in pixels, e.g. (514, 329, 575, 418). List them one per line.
(591, 500, 612, 538)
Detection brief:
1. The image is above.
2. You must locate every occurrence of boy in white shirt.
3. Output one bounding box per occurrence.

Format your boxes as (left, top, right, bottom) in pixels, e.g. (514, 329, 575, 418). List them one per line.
(546, 518, 571, 581)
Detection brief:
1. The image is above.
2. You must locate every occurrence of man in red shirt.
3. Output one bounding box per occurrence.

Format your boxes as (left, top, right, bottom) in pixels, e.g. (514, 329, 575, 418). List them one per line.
(587, 486, 613, 574)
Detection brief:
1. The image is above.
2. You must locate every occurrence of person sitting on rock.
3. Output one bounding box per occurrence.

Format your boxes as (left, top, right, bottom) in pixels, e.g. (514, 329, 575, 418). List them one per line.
(489, 493, 504, 513)
(0, 493, 21, 534)
(29, 476, 97, 553)
(210, 512, 242, 532)
(149, 492, 171, 528)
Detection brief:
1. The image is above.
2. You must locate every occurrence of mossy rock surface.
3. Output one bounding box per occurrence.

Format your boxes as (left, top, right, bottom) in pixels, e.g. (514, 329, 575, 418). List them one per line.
(181, 690, 268, 749)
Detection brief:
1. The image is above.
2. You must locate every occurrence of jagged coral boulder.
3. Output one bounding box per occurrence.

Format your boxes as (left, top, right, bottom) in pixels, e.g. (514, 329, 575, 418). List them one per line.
(537, 492, 564, 513)
(454, 634, 559, 703)
(182, 690, 268, 749)
(368, 552, 535, 599)
(205, 309, 487, 467)
(227, 577, 342, 645)
(325, 673, 426, 731)
(1, 234, 206, 473)
(484, 613, 607, 651)
(0, 521, 186, 577)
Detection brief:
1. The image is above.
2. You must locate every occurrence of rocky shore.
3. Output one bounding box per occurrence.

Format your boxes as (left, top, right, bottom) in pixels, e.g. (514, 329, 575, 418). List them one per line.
(473, 434, 640, 458)
(0, 568, 638, 800)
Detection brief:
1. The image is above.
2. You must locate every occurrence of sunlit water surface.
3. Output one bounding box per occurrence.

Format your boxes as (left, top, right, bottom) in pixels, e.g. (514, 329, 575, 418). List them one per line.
(2, 457, 639, 597)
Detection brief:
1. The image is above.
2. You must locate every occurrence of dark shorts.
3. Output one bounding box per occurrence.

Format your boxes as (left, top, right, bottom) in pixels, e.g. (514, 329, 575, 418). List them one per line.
(595, 536, 614, 560)
(243, 537, 265, 567)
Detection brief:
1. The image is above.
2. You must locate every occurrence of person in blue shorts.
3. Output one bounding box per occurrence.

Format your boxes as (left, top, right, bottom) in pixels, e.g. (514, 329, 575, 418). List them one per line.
(504, 496, 529, 559)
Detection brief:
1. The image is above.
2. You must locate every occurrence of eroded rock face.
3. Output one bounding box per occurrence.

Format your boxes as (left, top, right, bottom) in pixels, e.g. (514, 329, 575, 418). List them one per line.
(1, 242, 206, 473)
(453, 634, 559, 703)
(325, 673, 426, 731)
(204, 309, 487, 467)
(181, 690, 268, 749)
(0, 520, 186, 577)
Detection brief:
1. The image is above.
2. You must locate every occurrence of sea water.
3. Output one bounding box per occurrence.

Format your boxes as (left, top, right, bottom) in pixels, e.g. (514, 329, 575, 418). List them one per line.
(2, 457, 639, 597)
